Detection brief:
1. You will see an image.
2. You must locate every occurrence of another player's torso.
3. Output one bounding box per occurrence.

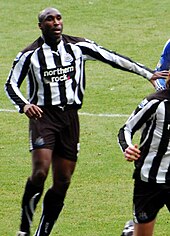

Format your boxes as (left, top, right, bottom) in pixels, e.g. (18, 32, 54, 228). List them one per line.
(136, 92, 170, 183)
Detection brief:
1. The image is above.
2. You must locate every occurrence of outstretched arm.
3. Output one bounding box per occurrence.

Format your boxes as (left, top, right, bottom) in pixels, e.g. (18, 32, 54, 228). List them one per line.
(76, 39, 168, 83)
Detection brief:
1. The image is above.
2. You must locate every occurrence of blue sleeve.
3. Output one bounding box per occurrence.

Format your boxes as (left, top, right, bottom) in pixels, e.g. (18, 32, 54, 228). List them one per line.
(155, 39, 170, 90)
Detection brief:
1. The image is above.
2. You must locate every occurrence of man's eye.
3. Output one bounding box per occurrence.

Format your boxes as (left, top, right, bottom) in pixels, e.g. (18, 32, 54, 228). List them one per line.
(57, 15, 62, 20)
(46, 16, 53, 21)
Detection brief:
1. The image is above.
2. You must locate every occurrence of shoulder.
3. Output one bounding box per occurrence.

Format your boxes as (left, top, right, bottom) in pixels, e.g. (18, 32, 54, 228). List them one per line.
(13, 37, 44, 64)
(62, 34, 86, 44)
(136, 90, 169, 113)
(147, 89, 170, 102)
(21, 37, 44, 53)
(162, 39, 170, 54)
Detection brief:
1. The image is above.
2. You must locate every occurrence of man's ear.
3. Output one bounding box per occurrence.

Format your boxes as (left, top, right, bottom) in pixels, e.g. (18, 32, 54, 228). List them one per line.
(38, 22, 42, 30)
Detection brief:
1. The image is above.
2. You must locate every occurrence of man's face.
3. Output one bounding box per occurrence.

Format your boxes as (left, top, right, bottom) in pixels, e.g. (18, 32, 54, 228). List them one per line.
(38, 8, 63, 42)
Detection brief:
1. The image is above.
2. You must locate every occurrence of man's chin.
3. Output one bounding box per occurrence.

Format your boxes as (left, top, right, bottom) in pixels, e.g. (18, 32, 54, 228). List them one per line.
(45, 35, 62, 43)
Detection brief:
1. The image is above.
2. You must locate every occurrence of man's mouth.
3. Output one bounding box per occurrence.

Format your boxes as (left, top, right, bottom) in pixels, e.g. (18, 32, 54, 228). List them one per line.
(53, 28, 61, 33)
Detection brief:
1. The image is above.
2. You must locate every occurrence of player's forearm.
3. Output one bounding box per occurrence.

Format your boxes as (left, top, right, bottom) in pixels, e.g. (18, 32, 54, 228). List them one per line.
(5, 81, 29, 113)
(118, 126, 131, 152)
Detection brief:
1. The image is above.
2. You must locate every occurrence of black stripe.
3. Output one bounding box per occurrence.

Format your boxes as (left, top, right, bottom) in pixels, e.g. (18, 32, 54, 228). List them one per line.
(77, 58, 85, 103)
(117, 125, 129, 152)
(132, 102, 158, 135)
(28, 65, 38, 104)
(38, 47, 52, 105)
(65, 44, 84, 104)
(52, 48, 67, 105)
(17, 54, 32, 87)
(166, 161, 170, 183)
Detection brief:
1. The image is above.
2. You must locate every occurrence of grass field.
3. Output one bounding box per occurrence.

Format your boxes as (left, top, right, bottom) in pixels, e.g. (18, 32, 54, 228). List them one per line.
(1, 0, 170, 235)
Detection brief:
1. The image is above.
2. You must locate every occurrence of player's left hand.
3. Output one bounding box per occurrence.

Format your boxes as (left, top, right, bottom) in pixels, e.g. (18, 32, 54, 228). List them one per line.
(151, 70, 169, 80)
(150, 70, 169, 82)
(150, 70, 169, 89)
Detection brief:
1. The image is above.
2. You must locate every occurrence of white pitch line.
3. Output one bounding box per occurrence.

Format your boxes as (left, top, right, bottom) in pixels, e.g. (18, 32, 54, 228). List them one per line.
(0, 109, 17, 112)
(79, 112, 129, 117)
(0, 108, 129, 117)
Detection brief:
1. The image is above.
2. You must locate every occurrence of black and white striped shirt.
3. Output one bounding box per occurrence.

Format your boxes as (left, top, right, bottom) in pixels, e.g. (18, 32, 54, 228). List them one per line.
(5, 34, 154, 113)
(118, 89, 170, 184)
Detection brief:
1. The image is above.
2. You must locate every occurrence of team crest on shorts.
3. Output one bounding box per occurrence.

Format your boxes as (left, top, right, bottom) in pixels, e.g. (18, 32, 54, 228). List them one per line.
(138, 211, 148, 221)
(34, 137, 45, 147)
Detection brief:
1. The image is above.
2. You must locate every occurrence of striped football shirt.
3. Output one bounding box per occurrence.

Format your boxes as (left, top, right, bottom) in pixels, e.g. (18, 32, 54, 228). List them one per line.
(118, 89, 170, 183)
(5, 34, 154, 113)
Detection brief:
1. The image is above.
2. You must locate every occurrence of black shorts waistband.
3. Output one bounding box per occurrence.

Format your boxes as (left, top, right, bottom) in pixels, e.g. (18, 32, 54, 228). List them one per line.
(39, 104, 81, 111)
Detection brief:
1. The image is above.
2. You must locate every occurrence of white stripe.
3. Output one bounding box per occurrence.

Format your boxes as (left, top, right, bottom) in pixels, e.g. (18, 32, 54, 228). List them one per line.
(0, 108, 129, 117)
(25, 206, 32, 227)
(35, 215, 45, 236)
(29, 193, 40, 214)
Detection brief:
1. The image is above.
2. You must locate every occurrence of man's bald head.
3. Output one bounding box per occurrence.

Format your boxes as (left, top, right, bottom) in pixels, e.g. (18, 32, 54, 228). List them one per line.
(38, 7, 62, 23)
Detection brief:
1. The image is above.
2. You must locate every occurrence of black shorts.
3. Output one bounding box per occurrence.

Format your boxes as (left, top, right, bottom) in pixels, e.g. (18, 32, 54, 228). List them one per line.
(133, 179, 170, 223)
(29, 106, 80, 162)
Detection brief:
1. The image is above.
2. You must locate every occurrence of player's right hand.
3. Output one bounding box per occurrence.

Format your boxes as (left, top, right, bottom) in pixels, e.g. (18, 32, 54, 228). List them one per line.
(124, 144, 141, 162)
(23, 104, 43, 119)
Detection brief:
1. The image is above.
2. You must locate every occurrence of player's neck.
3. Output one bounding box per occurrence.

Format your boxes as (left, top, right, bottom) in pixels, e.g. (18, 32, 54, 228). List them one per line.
(43, 35, 62, 47)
